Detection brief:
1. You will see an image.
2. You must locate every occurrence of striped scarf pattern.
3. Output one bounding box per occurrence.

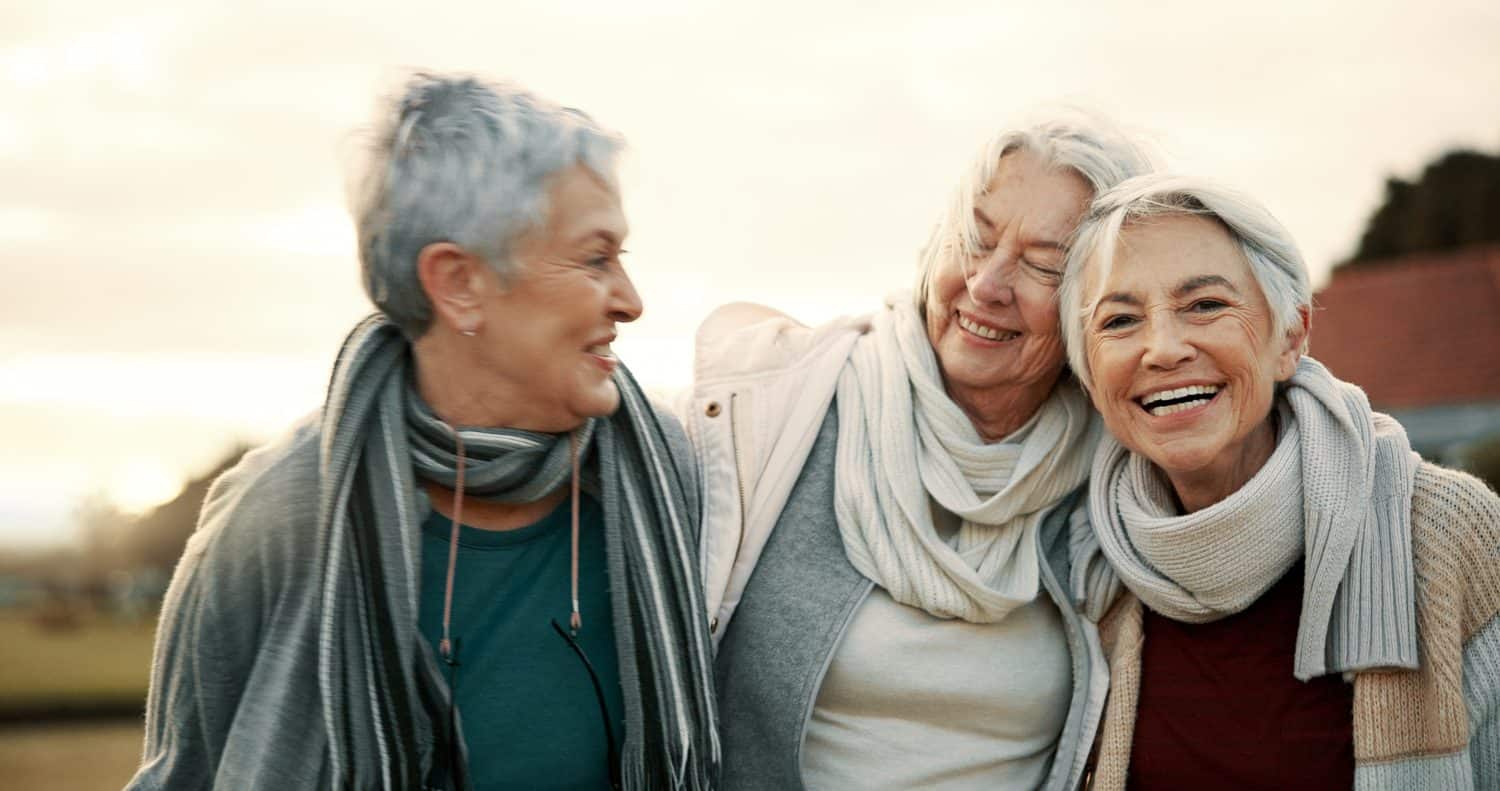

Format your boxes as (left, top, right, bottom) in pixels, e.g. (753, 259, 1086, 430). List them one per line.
(316, 315, 719, 789)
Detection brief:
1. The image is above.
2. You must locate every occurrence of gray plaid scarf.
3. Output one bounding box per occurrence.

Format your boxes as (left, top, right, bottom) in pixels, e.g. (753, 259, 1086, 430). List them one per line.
(316, 314, 719, 789)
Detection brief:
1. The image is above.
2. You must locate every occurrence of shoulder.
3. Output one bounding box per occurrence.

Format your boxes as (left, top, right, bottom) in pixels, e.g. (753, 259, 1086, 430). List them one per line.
(180, 414, 325, 593)
(1410, 461, 1500, 637)
(648, 401, 691, 460)
(693, 302, 871, 383)
(1412, 462, 1500, 524)
(1411, 462, 1500, 556)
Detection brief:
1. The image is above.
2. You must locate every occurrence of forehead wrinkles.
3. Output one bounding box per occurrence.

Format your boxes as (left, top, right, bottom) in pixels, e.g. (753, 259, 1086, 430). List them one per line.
(978, 186, 1085, 253)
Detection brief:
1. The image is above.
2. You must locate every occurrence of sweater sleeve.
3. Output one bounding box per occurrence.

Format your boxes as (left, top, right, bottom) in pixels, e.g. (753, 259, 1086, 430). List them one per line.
(123, 428, 312, 789)
(1451, 473, 1500, 788)
(1411, 463, 1500, 787)
(125, 527, 250, 789)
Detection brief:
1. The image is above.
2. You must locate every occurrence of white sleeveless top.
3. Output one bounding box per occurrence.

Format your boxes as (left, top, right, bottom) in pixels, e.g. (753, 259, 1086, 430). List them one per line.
(800, 504, 1072, 790)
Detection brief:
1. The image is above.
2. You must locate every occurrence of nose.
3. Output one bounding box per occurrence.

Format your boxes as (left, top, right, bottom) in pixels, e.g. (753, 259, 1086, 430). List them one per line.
(965, 250, 1016, 306)
(608, 267, 643, 323)
(1140, 315, 1195, 370)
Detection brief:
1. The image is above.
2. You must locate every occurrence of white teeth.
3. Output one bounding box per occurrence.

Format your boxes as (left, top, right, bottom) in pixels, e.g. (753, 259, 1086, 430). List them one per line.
(1141, 384, 1221, 416)
(957, 314, 1019, 341)
(587, 344, 613, 357)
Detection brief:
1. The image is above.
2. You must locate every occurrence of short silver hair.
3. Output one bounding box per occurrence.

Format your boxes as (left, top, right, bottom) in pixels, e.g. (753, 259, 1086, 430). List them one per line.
(913, 109, 1158, 310)
(1058, 174, 1312, 391)
(350, 73, 625, 337)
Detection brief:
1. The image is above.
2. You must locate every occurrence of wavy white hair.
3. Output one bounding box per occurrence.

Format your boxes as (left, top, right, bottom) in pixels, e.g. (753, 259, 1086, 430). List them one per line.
(1058, 174, 1312, 391)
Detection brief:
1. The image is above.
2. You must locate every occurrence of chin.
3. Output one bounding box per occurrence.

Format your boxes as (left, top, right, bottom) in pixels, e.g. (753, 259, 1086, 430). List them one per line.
(577, 382, 622, 419)
(1141, 442, 1223, 477)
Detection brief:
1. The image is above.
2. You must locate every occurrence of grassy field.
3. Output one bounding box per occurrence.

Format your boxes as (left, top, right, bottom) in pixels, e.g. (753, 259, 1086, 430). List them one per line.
(0, 609, 156, 709)
(0, 609, 155, 788)
(0, 720, 144, 790)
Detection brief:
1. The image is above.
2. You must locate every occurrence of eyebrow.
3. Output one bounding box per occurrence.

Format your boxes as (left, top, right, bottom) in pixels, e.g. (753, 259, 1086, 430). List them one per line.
(970, 209, 1068, 253)
(1096, 274, 1239, 310)
(573, 228, 624, 248)
(1172, 274, 1237, 298)
(1096, 291, 1141, 308)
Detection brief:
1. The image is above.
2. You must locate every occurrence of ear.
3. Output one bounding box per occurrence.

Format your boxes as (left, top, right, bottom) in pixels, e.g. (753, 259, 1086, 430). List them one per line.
(1273, 305, 1310, 381)
(416, 242, 491, 335)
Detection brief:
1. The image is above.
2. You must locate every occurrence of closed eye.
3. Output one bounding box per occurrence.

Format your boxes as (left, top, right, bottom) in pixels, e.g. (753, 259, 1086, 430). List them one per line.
(1100, 314, 1138, 330)
(1022, 258, 1062, 282)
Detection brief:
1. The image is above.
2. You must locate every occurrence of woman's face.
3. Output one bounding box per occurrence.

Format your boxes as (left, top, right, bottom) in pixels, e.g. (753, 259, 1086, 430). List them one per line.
(924, 150, 1092, 417)
(1082, 214, 1301, 491)
(474, 164, 642, 429)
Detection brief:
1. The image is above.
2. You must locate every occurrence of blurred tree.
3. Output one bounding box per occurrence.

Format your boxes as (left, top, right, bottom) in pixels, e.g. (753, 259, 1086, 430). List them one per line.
(1465, 435, 1500, 497)
(76, 492, 133, 587)
(119, 444, 251, 574)
(1348, 149, 1500, 265)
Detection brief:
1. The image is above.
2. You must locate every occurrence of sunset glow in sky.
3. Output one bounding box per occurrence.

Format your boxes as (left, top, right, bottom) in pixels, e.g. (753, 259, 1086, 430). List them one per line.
(3, 0, 1498, 546)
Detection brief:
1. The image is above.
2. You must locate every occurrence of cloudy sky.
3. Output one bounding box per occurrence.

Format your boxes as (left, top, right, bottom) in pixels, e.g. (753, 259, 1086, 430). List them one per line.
(3, 0, 1498, 547)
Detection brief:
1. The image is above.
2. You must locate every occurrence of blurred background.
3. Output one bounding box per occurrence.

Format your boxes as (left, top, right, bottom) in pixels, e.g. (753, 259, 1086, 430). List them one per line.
(3, 1, 1498, 787)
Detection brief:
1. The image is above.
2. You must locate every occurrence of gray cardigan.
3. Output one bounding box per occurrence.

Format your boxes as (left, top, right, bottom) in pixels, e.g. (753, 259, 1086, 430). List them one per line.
(127, 408, 701, 790)
(714, 406, 1105, 790)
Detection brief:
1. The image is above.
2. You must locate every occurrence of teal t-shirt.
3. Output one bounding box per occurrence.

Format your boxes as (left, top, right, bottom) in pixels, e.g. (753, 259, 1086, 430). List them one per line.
(418, 493, 624, 790)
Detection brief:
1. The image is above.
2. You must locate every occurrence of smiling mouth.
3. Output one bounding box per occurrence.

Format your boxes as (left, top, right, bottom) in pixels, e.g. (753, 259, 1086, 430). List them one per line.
(1137, 384, 1221, 416)
(956, 313, 1020, 342)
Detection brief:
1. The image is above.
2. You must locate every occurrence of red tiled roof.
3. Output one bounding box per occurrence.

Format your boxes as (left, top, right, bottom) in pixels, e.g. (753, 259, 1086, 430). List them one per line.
(1311, 244, 1500, 410)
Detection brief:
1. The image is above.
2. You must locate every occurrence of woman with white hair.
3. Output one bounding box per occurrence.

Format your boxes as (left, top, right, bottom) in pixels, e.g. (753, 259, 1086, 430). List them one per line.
(129, 74, 718, 790)
(686, 114, 1154, 790)
(1058, 174, 1500, 789)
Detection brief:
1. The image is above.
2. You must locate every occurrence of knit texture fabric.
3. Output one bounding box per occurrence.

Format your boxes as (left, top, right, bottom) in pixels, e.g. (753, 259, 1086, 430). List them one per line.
(314, 315, 719, 790)
(833, 297, 1099, 623)
(1089, 357, 1420, 680)
(1090, 462, 1500, 791)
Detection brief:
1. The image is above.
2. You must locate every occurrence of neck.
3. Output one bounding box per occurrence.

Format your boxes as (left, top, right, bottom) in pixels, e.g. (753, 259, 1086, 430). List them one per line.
(1165, 415, 1279, 514)
(946, 372, 1061, 442)
(412, 331, 579, 432)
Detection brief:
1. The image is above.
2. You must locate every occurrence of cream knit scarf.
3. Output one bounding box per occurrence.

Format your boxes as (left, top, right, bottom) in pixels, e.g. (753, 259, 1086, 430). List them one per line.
(1090, 357, 1421, 679)
(833, 297, 1099, 623)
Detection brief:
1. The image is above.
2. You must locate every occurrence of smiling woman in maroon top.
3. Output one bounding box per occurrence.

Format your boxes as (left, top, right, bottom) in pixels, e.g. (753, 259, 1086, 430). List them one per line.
(1057, 174, 1500, 790)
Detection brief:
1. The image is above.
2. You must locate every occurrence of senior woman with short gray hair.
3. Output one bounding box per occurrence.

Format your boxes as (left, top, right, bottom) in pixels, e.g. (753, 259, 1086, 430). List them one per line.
(688, 113, 1153, 790)
(1058, 174, 1500, 789)
(129, 74, 718, 790)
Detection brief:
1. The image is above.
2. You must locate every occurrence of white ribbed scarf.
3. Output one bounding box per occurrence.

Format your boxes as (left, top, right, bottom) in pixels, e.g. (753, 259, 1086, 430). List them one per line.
(1090, 357, 1421, 679)
(833, 298, 1099, 623)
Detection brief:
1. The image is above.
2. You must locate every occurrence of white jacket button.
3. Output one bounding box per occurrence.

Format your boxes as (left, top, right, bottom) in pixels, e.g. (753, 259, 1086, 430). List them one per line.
(705, 402, 722, 418)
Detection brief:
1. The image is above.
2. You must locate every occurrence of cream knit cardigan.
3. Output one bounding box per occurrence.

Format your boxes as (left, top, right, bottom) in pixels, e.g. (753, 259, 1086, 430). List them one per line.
(1089, 462, 1500, 791)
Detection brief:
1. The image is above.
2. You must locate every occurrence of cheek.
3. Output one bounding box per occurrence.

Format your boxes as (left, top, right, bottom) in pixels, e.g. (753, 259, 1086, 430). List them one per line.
(924, 264, 960, 336)
(926, 257, 966, 307)
(1085, 340, 1133, 413)
(1022, 293, 1061, 335)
